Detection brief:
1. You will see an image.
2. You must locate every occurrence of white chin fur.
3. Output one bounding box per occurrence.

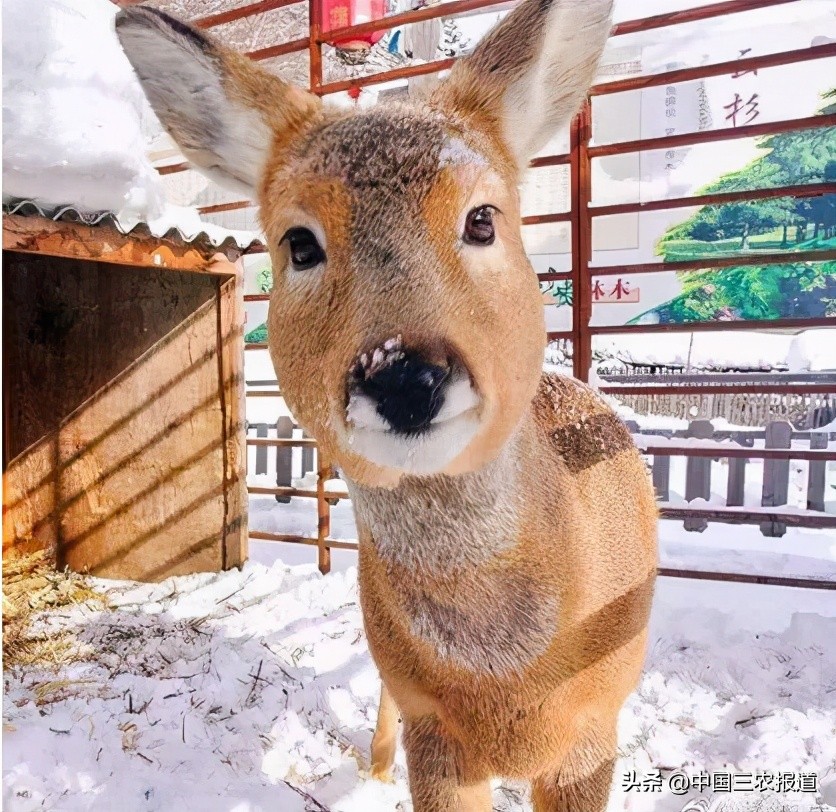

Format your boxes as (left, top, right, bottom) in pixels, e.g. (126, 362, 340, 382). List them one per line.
(345, 376, 481, 475)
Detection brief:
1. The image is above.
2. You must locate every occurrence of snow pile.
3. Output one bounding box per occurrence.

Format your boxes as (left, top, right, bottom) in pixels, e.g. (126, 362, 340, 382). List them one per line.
(4, 559, 835, 811)
(2, 0, 165, 222)
(594, 332, 799, 372)
(787, 329, 836, 373)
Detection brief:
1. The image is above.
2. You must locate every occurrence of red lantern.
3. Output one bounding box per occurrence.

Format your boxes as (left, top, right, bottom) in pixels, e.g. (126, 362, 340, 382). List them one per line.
(321, 0, 388, 52)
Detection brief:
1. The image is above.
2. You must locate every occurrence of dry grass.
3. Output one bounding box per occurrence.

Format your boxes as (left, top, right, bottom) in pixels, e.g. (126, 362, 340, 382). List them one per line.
(2, 550, 107, 670)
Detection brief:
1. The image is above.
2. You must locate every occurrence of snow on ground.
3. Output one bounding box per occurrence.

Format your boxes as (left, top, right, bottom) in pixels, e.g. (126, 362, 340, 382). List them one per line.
(3, 553, 835, 812)
(592, 331, 836, 373)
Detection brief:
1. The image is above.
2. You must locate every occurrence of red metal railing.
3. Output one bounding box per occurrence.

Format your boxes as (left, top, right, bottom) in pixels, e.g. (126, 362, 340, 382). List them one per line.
(218, 0, 836, 582)
(200, 0, 836, 379)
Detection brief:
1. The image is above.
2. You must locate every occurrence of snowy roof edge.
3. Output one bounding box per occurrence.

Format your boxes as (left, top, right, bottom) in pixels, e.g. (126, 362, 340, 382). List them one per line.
(3, 199, 265, 256)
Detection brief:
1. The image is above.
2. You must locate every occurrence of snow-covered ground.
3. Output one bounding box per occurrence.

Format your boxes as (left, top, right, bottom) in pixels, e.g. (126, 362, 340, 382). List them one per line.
(591, 330, 836, 374)
(4, 550, 835, 812)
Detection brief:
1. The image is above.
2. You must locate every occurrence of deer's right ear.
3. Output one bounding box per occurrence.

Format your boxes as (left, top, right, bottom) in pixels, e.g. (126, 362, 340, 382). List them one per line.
(116, 6, 321, 198)
(430, 0, 612, 170)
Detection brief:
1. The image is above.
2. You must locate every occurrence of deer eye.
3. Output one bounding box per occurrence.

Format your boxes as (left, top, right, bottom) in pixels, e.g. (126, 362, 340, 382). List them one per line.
(281, 227, 325, 271)
(463, 205, 496, 246)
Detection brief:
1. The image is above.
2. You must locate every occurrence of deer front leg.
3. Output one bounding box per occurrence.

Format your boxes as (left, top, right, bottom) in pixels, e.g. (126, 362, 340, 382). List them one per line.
(531, 721, 617, 812)
(370, 682, 399, 782)
(403, 715, 491, 812)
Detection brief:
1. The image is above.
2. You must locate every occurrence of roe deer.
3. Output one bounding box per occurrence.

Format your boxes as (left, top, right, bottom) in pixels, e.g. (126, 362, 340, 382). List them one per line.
(118, 2, 657, 808)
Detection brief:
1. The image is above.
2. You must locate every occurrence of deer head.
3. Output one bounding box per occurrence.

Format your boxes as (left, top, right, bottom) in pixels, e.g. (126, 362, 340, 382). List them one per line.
(117, 1, 613, 487)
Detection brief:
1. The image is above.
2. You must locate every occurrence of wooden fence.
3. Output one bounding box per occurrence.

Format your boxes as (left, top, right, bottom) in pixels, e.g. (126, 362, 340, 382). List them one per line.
(602, 374, 836, 429)
(245, 416, 836, 587)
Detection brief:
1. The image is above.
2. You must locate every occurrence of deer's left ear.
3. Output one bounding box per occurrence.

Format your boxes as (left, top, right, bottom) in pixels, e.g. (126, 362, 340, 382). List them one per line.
(116, 6, 321, 198)
(431, 0, 612, 169)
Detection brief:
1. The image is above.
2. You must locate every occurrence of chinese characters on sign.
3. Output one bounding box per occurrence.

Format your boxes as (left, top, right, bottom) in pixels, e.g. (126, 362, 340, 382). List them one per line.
(724, 92, 760, 127)
(724, 47, 761, 127)
(664, 84, 684, 172)
(542, 279, 641, 307)
(592, 278, 640, 304)
(540, 279, 573, 307)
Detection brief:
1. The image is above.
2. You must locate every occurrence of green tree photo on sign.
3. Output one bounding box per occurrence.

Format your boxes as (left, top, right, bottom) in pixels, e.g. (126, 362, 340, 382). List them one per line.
(244, 265, 273, 344)
(631, 89, 835, 325)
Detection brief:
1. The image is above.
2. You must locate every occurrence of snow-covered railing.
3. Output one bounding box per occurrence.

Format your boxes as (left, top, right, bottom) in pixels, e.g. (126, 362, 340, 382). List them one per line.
(244, 412, 835, 586)
(636, 420, 835, 541)
(245, 418, 350, 573)
(614, 383, 835, 430)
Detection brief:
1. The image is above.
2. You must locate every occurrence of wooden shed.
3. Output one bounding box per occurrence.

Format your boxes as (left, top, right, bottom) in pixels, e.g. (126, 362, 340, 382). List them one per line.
(2, 204, 251, 581)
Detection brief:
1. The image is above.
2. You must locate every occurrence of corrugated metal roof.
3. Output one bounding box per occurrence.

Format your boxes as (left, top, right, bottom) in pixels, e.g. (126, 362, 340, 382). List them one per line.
(3, 198, 266, 257)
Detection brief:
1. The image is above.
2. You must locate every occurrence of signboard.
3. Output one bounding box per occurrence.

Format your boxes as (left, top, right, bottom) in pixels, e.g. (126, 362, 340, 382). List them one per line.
(531, 4, 835, 329)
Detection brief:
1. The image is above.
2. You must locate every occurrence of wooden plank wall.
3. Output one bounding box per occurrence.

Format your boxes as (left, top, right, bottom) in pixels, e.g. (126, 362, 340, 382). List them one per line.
(2, 251, 247, 580)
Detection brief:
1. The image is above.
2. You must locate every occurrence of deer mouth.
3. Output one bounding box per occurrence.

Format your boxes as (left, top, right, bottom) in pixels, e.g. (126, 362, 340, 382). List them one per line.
(343, 336, 482, 474)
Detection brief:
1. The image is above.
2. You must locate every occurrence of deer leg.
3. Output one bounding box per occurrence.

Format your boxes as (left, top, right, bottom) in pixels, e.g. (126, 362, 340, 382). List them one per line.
(531, 722, 617, 812)
(403, 715, 491, 812)
(370, 682, 399, 782)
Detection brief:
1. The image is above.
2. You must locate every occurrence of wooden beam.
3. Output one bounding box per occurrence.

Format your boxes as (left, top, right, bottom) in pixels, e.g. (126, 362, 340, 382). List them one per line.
(589, 249, 836, 277)
(197, 200, 255, 215)
(246, 437, 316, 447)
(521, 212, 572, 226)
(590, 182, 836, 218)
(317, 57, 455, 95)
(658, 566, 835, 590)
(591, 43, 836, 96)
(156, 161, 191, 175)
(3, 214, 238, 273)
(196, 0, 302, 29)
(644, 445, 835, 461)
(529, 153, 571, 169)
(248, 530, 358, 550)
(588, 114, 836, 158)
(589, 317, 836, 335)
(249, 37, 309, 61)
(611, 0, 798, 36)
(602, 384, 836, 395)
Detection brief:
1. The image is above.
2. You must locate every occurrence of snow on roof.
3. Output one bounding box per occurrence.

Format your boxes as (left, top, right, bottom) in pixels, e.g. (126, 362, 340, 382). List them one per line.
(2, 0, 166, 224)
(1, 0, 270, 251)
(4, 199, 265, 257)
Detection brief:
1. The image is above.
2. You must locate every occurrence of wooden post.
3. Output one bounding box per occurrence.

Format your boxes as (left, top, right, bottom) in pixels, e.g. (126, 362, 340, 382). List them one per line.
(274, 416, 294, 503)
(684, 420, 714, 532)
(302, 430, 315, 480)
(652, 455, 671, 502)
(255, 423, 268, 474)
(309, 0, 323, 94)
(570, 103, 593, 382)
(316, 459, 331, 575)
(726, 431, 750, 507)
(806, 432, 827, 513)
(761, 420, 792, 537)
(218, 261, 248, 571)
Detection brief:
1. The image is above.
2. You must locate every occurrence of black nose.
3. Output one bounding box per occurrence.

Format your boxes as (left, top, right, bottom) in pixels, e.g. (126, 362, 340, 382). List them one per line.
(356, 351, 449, 435)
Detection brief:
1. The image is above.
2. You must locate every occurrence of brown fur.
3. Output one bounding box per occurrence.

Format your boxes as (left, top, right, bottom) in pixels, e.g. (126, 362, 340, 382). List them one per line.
(117, 1, 657, 808)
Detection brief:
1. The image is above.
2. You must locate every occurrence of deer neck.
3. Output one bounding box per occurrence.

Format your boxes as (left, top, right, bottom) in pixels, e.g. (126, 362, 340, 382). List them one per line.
(346, 421, 529, 576)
